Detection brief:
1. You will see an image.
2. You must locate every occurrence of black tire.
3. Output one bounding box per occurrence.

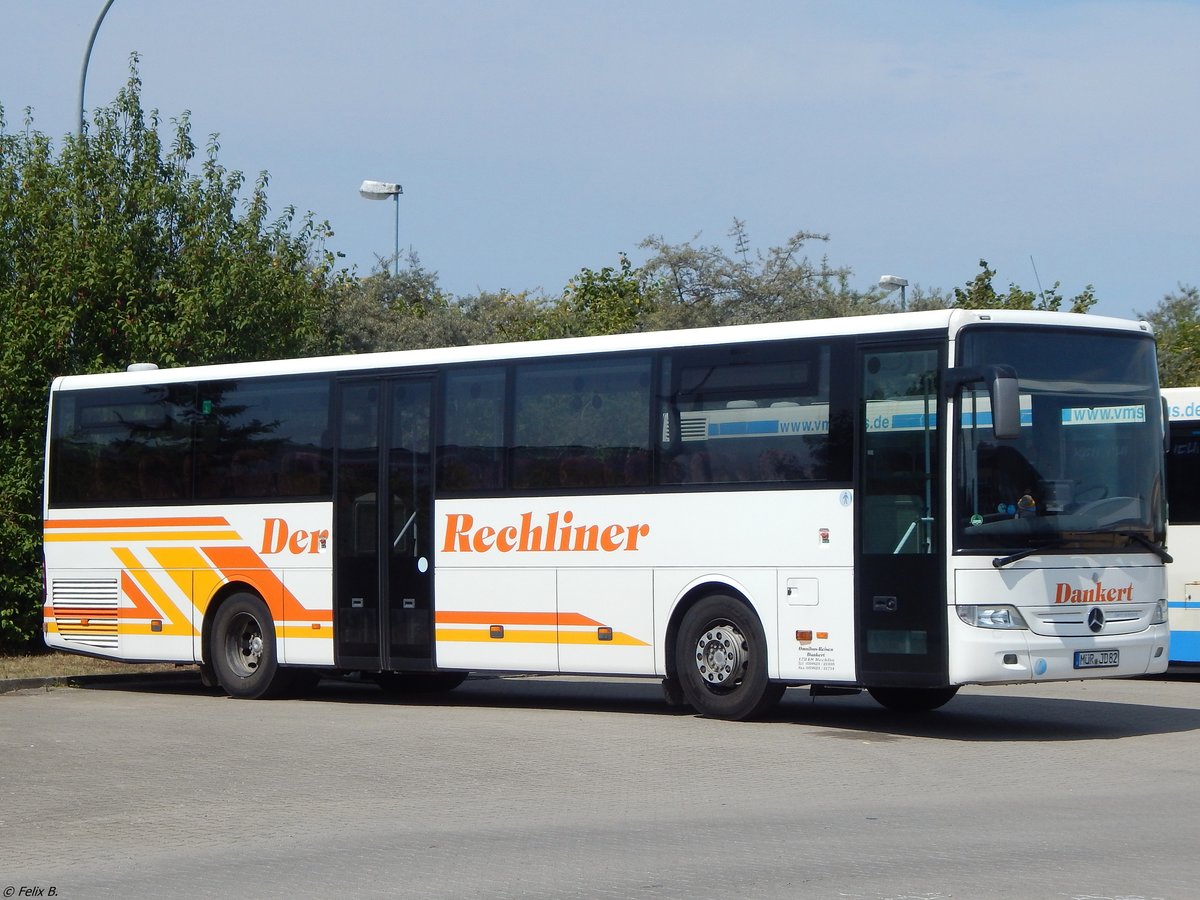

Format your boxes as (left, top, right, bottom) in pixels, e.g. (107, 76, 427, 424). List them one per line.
(660, 676, 687, 708)
(867, 685, 959, 712)
(210, 593, 294, 699)
(376, 671, 469, 694)
(675, 594, 786, 721)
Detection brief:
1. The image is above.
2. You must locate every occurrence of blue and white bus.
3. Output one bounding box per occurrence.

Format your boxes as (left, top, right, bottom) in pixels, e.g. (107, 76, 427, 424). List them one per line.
(1163, 386, 1200, 663)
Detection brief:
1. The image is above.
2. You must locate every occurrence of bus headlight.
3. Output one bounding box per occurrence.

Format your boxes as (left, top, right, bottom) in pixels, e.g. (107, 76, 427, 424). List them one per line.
(1151, 599, 1168, 625)
(956, 605, 1029, 629)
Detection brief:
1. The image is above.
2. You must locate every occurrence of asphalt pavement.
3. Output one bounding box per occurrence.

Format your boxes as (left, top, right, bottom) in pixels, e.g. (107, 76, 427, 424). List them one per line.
(3, 669, 1199, 899)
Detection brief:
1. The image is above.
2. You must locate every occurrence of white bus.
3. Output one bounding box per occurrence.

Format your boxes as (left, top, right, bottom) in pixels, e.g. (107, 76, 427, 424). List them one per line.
(1163, 386, 1200, 663)
(42, 309, 1171, 719)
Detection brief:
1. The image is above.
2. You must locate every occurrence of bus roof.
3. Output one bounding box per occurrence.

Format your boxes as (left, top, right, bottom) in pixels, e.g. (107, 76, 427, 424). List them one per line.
(50, 307, 1154, 392)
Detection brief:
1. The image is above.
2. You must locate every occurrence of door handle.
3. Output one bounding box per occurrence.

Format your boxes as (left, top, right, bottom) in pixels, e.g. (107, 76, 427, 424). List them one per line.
(393, 510, 417, 549)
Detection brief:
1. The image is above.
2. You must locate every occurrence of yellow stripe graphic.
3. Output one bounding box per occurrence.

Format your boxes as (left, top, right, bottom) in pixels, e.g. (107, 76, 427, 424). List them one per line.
(280, 625, 332, 640)
(112, 548, 195, 637)
(436, 628, 558, 644)
(558, 631, 648, 646)
(46, 530, 242, 543)
(148, 547, 225, 616)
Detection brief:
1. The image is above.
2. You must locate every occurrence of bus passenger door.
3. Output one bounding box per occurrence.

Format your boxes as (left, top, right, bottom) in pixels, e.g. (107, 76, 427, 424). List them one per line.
(334, 377, 435, 672)
(855, 344, 949, 687)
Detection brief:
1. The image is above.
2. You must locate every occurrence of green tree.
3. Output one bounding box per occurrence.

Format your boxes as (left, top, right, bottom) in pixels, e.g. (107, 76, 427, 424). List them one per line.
(332, 252, 556, 352)
(333, 251, 455, 352)
(552, 253, 653, 337)
(455, 289, 555, 345)
(0, 60, 341, 649)
(899, 284, 953, 312)
(1138, 284, 1200, 388)
(952, 259, 1096, 314)
(638, 219, 885, 329)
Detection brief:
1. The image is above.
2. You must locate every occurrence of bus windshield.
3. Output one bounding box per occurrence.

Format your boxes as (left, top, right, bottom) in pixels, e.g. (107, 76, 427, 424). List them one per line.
(954, 326, 1165, 555)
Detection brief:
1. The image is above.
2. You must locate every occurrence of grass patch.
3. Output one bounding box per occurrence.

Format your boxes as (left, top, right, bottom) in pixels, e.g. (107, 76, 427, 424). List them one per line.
(0, 651, 193, 681)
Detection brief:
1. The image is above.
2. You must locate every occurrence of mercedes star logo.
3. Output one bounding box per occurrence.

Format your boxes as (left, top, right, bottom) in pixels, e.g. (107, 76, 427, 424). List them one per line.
(1087, 607, 1106, 633)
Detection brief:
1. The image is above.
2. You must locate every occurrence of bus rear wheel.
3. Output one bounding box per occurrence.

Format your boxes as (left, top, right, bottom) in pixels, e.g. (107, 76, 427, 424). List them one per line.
(211, 593, 294, 699)
(675, 595, 785, 721)
(867, 685, 959, 712)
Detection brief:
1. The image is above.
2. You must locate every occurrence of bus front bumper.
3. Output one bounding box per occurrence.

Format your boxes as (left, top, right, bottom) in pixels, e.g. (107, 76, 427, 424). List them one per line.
(947, 619, 1170, 685)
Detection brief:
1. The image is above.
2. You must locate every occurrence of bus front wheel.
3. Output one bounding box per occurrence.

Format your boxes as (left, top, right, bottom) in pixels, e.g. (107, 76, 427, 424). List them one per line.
(211, 593, 293, 699)
(675, 595, 785, 721)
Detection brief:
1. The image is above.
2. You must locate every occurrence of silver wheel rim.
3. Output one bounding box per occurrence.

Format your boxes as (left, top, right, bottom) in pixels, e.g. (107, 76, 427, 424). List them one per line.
(224, 612, 265, 678)
(693, 622, 748, 687)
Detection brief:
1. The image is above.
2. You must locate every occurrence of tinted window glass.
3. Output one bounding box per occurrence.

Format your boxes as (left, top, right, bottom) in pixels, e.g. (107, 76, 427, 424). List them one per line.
(1168, 421, 1200, 525)
(861, 348, 940, 554)
(49, 384, 195, 506)
(438, 368, 505, 492)
(955, 328, 1164, 551)
(512, 357, 652, 490)
(660, 341, 848, 485)
(195, 377, 332, 500)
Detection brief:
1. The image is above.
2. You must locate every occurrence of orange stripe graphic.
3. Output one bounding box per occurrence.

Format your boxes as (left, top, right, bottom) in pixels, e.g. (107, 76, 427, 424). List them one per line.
(435, 611, 603, 627)
(46, 606, 118, 617)
(434, 627, 649, 647)
(45, 516, 230, 529)
(202, 545, 332, 623)
(121, 571, 162, 621)
(45, 515, 334, 646)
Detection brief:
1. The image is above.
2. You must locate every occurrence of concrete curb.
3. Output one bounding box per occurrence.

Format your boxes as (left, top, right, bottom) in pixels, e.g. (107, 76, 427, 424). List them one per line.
(0, 669, 202, 694)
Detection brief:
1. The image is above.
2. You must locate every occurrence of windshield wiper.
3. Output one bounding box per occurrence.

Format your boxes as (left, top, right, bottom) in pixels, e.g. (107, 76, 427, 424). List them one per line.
(992, 541, 1066, 569)
(1115, 531, 1173, 563)
(992, 532, 1173, 568)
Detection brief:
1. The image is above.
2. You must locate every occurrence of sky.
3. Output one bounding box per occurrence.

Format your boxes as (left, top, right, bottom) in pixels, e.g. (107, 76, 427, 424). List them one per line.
(1, 0, 1198, 319)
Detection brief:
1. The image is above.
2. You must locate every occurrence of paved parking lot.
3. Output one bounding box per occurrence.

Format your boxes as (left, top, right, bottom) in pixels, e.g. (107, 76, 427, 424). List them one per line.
(3, 671, 1199, 899)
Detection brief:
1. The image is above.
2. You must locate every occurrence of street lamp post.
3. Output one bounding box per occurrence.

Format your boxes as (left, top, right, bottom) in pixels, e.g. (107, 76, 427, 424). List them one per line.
(879, 274, 909, 311)
(359, 180, 404, 277)
(78, 0, 118, 138)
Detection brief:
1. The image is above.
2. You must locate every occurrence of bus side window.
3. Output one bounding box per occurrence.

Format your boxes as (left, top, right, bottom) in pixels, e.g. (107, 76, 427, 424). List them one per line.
(439, 368, 506, 493)
(198, 377, 332, 501)
(659, 342, 841, 487)
(510, 357, 652, 492)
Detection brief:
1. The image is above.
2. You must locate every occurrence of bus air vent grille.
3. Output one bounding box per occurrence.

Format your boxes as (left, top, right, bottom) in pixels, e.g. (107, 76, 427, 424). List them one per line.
(680, 415, 709, 440)
(51, 578, 119, 649)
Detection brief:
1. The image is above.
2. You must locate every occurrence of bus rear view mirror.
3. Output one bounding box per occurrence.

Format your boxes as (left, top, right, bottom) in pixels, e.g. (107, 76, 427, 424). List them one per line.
(990, 370, 1021, 440)
(944, 364, 1021, 440)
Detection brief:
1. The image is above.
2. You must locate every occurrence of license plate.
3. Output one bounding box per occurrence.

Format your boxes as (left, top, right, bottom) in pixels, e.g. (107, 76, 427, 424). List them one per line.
(1074, 649, 1119, 669)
